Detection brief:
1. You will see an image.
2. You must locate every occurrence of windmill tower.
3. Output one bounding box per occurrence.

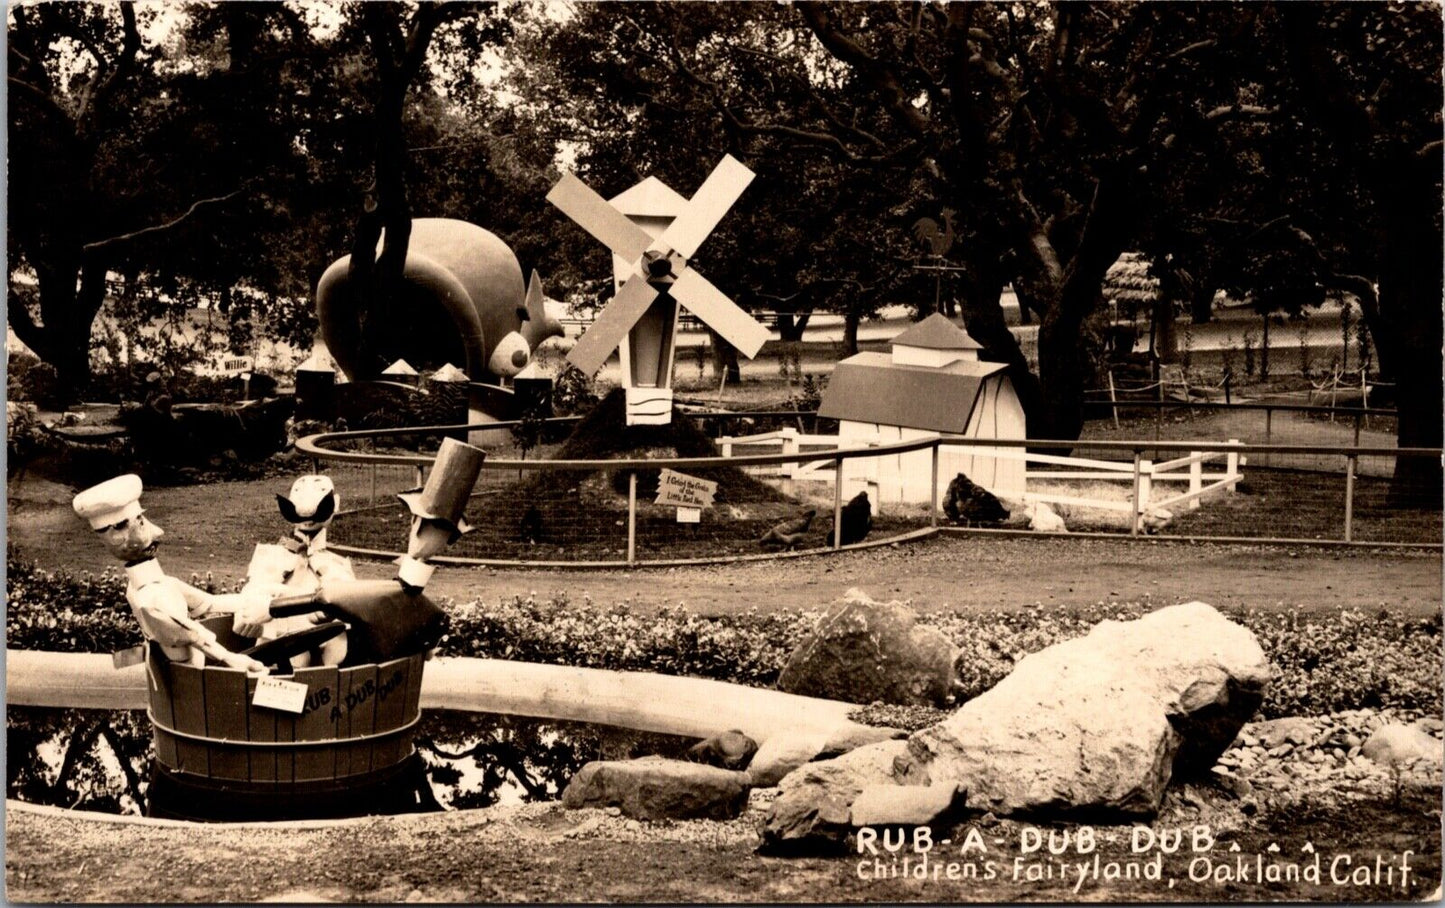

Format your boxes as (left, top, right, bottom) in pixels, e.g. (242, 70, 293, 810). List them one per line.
(547, 156, 771, 425)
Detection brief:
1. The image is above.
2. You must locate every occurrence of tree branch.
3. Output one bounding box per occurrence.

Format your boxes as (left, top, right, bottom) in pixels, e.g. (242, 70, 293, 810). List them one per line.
(797, 3, 931, 138)
(82, 189, 245, 256)
(76, 3, 141, 134)
(1203, 103, 1277, 122)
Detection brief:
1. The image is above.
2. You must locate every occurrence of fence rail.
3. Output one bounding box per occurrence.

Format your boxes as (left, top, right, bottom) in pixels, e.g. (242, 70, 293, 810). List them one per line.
(297, 418, 1440, 565)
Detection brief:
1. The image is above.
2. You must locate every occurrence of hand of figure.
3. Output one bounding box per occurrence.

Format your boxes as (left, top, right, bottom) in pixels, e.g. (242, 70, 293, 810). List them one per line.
(219, 651, 267, 674)
(231, 588, 275, 638)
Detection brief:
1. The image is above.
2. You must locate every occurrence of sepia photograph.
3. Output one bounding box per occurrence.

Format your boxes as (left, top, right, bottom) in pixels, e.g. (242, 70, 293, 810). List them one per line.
(5, 0, 1442, 902)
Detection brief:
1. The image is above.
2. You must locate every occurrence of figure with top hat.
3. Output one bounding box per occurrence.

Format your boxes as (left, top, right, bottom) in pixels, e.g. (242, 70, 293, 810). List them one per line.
(233, 437, 485, 666)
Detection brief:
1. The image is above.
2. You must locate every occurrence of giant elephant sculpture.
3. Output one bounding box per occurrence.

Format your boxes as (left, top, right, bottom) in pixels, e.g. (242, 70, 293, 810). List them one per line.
(315, 219, 563, 410)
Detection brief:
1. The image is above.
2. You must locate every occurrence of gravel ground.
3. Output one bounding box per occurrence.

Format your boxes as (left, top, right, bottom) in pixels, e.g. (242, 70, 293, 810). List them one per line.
(7, 710, 1440, 903)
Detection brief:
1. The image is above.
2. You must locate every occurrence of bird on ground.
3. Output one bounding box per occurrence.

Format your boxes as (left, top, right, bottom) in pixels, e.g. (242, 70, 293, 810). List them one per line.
(839, 491, 873, 545)
(760, 508, 816, 550)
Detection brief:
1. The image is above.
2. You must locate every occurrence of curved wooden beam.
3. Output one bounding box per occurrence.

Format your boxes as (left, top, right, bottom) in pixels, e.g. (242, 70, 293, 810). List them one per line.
(6, 651, 874, 746)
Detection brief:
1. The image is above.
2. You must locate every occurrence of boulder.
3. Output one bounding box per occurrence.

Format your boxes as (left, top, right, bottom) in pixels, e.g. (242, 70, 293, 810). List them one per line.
(761, 739, 916, 854)
(850, 783, 968, 829)
(561, 757, 751, 821)
(747, 723, 903, 788)
(943, 473, 1008, 526)
(777, 589, 958, 707)
(904, 602, 1271, 819)
(687, 730, 759, 771)
(1361, 724, 1444, 768)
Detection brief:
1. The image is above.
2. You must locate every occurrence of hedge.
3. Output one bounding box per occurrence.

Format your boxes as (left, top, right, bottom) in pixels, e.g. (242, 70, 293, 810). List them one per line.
(5, 552, 1439, 720)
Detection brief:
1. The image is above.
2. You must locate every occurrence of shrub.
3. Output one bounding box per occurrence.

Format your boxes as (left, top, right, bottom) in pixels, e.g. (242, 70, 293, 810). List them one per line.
(7, 551, 1439, 721)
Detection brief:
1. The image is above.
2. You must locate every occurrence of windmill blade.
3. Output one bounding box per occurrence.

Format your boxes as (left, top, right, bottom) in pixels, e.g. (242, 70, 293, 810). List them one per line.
(547, 173, 653, 263)
(669, 268, 770, 360)
(655, 155, 755, 259)
(566, 273, 660, 376)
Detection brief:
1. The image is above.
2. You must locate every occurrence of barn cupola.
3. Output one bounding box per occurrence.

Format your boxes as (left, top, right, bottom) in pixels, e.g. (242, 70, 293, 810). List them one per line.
(890, 313, 983, 368)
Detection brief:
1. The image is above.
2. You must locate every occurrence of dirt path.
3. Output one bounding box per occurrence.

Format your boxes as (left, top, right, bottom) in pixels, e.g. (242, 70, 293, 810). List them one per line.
(8, 475, 1439, 618)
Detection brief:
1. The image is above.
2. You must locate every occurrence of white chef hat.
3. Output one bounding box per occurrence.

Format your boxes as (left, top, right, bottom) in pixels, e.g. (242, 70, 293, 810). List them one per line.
(73, 474, 145, 530)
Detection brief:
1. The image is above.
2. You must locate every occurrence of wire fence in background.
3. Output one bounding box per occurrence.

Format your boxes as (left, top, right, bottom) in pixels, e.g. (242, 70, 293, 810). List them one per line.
(299, 419, 1441, 567)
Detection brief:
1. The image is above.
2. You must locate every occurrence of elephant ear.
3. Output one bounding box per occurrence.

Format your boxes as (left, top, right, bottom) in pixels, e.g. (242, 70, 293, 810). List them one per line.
(310, 491, 337, 524)
(276, 494, 302, 524)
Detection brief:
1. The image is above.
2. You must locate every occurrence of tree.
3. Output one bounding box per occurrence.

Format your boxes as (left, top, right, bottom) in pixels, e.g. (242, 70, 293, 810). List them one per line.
(516, 3, 1282, 439)
(508, 2, 916, 371)
(7, 2, 329, 398)
(1277, 1, 1442, 502)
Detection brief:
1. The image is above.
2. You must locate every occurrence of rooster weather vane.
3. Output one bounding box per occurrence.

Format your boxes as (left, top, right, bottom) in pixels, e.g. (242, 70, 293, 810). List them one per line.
(547, 155, 771, 425)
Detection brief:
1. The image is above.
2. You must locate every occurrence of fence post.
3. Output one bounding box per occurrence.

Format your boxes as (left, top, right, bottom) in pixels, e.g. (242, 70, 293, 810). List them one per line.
(1264, 408, 1273, 468)
(1131, 451, 1144, 536)
(627, 471, 638, 565)
(833, 454, 844, 549)
(1188, 451, 1203, 509)
(1344, 454, 1356, 543)
(370, 464, 377, 505)
(1353, 411, 1362, 447)
(930, 440, 940, 528)
(1225, 438, 1241, 492)
(414, 465, 425, 489)
(781, 427, 798, 497)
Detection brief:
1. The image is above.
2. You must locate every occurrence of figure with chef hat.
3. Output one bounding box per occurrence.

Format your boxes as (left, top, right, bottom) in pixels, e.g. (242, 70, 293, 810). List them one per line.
(72, 474, 267, 673)
(234, 474, 355, 667)
(233, 437, 484, 666)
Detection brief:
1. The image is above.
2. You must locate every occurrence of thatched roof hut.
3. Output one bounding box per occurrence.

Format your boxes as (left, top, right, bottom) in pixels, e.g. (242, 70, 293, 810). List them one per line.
(1103, 252, 1159, 303)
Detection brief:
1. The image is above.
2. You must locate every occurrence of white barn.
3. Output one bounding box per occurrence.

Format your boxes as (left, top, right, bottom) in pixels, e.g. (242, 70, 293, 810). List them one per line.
(817, 314, 1027, 508)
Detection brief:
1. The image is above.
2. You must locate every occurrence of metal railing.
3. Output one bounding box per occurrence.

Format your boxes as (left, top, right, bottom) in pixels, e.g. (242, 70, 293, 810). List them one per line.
(296, 420, 1441, 566)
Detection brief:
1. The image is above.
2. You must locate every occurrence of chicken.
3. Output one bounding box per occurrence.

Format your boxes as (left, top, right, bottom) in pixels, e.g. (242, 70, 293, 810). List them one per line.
(759, 508, 816, 550)
(839, 491, 873, 545)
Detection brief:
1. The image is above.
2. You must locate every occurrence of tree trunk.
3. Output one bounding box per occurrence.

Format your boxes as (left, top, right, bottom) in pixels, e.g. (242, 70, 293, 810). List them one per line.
(1377, 158, 1443, 506)
(960, 270, 1045, 437)
(13, 253, 110, 402)
(707, 328, 741, 384)
(775, 311, 812, 343)
(841, 310, 860, 356)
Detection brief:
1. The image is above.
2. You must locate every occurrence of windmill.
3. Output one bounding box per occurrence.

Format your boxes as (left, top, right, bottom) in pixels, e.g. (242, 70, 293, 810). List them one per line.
(546, 155, 771, 424)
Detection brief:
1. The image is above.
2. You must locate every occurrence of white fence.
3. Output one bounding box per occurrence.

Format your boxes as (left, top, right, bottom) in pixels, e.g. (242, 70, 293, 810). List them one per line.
(715, 428, 1246, 533)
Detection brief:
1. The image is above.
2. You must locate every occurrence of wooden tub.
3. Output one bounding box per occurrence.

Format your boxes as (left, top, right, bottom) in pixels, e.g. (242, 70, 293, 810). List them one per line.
(143, 616, 434, 821)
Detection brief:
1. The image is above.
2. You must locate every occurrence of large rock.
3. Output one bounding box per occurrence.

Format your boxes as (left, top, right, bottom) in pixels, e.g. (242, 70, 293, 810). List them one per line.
(1362, 724, 1444, 768)
(747, 724, 902, 788)
(561, 758, 751, 821)
(687, 730, 758, 771)
(850, 783, 967, 829)
(777, 590, 958, 707)
(761, 739, 915, 854)
(904, 601, 1271, 819)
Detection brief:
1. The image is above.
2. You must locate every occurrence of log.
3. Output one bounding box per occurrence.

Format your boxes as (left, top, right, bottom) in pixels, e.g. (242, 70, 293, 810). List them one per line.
(6, 651, 871, 745)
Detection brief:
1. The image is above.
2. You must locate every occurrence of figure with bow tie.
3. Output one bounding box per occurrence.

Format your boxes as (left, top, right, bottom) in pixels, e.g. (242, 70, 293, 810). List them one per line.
(234, 474, 355, 666)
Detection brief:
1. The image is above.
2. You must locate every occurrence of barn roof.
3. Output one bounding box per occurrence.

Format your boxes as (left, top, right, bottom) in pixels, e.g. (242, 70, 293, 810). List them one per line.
(891, 313, 982, 350)
(817, 352, 1007, 433)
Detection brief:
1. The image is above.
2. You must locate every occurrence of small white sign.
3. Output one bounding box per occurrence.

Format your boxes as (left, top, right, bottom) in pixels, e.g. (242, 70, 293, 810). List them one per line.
(251, 676, 309, 714)
(676, 507, 701, 524)
(655, 469, 718, 509)
(218, 355, 255, 375)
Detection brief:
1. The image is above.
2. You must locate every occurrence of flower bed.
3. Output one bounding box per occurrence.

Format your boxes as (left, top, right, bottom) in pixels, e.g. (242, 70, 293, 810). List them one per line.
(7, 552, 1439, 721)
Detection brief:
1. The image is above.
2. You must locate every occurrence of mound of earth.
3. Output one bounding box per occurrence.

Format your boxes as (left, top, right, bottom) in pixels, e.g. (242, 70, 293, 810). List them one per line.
(445, 389, 803, 560)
